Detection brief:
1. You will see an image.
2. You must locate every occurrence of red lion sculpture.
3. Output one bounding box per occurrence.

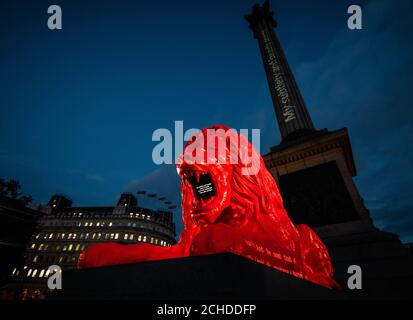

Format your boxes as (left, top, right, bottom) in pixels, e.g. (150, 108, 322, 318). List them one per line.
(78, 125, 339, 289)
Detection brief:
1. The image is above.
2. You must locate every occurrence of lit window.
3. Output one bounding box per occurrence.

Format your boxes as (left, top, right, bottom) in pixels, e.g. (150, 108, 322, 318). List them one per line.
(27, 269, 32, 277)
(155, 239, 158, 245)
(32, 269, 38, 277)
(124, 234, 128, 240)
(142, 214, 146, 219)
(68, 233, 72, 240)
(61, 233, 65, 239)
(58, 257, 63, 263)
(76, 244, 81, 251)
(79, 212, 83, 216)
(129, 213, 133, 216)
(43, 234, 47, 239)
(110, 233, 114, 240)
(68, 244, 73, 251)
(143, 236, 147, 242)
(35, 234, 40, 239)
(31, 243, 36, 249)
(97, 222, 100, 226)
(49, 233, 53, 239)
(147, 215, 151, 220)
(45, 269, 50, 277)
(97, 233, 102, 239)
(115, 233, 119, 240)
(92, 233, 96, 239)
(85, 233, 89, 239)
(11, 268, 17, 276)
(38, 244, 44, 251)
(78, 222, 82, 227)
(138, 235, 142, 242)
(109, 222, 113, 227)
(63, 245, 67, 251)
(73, 234, 77, 239)
(90, 222, 94, 227)
(85, 222, 89, 227)
(150, 237, 154, 244)
(39, 270, 45, 278)
(130, 234, 134, 240)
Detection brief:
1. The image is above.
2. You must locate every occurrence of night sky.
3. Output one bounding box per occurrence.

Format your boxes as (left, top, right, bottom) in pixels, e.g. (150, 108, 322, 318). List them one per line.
(1, 0, 412, 242)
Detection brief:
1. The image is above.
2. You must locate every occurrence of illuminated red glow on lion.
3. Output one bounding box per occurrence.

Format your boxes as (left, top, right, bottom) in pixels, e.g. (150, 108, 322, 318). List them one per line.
(78, 125, 340, 289)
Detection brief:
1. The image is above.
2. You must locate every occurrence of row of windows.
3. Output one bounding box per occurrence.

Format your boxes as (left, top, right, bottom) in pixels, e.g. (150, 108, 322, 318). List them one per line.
(52, 208, 157, 219)
(38, 230, 103, 240)
(40, 221, 114, 228)
(32, 252, 83, 264)
(38, 220, 173, 233)
(35, 232, 159, 242)
(31, 243, 87, 253)
(128, 212, 151, 220)
(12, 266, 62, 279)
(30, 254, 81, 265)
(36, 232, 136, 241)
(75, 217, 159, 227)
(30, 235, 171, 251)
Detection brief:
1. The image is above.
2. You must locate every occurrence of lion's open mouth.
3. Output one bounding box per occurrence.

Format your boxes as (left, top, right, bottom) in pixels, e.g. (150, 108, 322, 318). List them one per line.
(188, 171, 216, 209)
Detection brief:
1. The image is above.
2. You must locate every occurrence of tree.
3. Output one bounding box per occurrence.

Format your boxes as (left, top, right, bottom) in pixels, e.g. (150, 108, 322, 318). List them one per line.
(0, 178, 33, 205)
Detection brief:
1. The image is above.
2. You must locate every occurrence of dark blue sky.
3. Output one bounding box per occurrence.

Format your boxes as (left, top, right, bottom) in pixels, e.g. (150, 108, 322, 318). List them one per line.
(1, 0, 412, 242)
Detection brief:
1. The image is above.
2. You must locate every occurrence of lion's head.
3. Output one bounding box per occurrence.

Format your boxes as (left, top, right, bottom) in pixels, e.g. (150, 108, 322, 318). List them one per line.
(177, 125, 287, 229)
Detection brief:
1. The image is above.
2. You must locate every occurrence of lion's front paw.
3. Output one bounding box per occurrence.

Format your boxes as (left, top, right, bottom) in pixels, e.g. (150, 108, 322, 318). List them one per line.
(190, 223, 244, 256)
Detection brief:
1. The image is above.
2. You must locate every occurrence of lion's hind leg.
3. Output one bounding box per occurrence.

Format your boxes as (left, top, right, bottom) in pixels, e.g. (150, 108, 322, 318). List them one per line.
(296, 224, 341, 289)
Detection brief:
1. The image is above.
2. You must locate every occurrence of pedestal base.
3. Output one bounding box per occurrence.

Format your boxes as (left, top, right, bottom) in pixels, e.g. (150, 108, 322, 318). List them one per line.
(323, 229, 413, 299)
(48, 253, 342, 300)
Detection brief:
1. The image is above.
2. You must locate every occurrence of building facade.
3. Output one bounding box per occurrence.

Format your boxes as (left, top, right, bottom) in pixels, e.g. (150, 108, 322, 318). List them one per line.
(0, 197, 44, 296)
(13, 193, 176, 299)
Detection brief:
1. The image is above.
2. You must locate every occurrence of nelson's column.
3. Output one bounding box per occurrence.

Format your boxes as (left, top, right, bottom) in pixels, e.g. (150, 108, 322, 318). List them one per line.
(245, 1, 413, 294)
